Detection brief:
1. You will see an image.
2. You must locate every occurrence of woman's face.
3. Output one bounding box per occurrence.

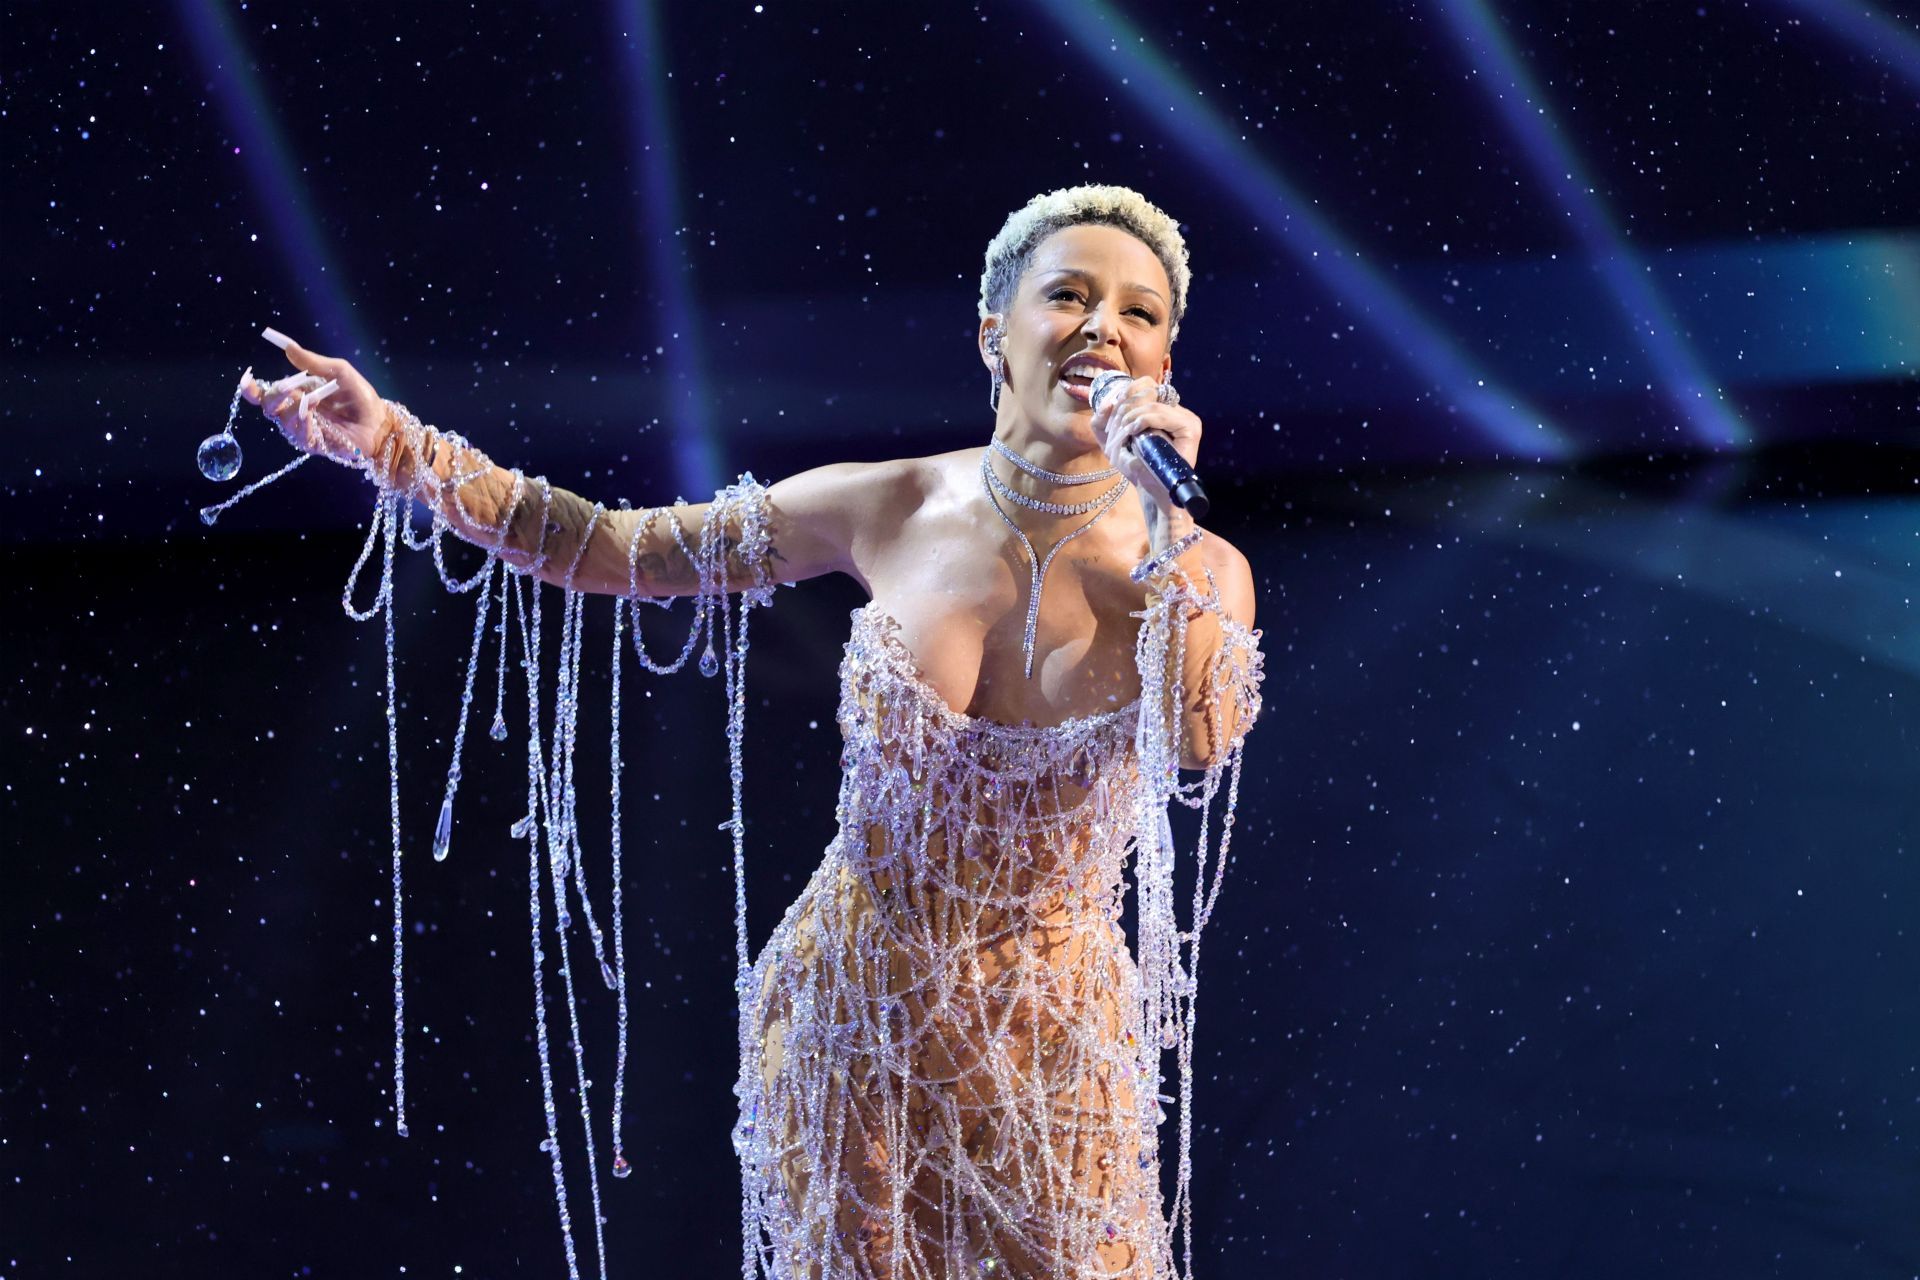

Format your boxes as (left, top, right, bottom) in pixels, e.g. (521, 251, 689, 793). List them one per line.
(983, 222, 1175, 447)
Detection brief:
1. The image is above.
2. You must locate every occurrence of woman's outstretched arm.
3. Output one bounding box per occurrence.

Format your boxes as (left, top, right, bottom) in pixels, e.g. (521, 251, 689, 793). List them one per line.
(243, 331, 891, 597)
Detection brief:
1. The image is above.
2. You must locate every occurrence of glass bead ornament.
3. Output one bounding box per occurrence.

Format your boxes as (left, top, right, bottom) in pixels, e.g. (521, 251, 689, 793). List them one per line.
(431, 795, 454, 863)
(199, 374, 252, 481)
(197, 430, 243, 481)
(198, 369, 320, 528)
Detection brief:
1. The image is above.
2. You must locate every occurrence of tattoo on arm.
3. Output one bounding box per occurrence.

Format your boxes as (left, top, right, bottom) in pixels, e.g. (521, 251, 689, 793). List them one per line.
(634, 549, 696, 592)
(629, 511, 787, 595)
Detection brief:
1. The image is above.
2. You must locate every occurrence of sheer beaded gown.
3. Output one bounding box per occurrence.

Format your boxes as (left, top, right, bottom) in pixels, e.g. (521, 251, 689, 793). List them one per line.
(263, 398, 1265, 1280)
(739, 590, 1260, 1280)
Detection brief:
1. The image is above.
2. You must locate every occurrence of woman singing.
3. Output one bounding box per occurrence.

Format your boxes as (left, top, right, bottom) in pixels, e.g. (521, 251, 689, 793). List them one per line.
(241, 183, 1263, 1279)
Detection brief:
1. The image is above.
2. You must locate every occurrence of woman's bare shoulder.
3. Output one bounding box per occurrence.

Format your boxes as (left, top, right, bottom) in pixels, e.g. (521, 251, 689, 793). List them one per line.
(1199, 525, 1249, 573)
(766, 449, 975, 565)
(1196, 525, 1257, 623)
(912, 446, 990, 497)
(832, 447, 981, 518)
(769, 453, 934, 516)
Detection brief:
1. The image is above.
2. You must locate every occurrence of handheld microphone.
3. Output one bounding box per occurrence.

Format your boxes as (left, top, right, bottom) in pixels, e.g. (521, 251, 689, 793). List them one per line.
(1088, 369, 1210, 519)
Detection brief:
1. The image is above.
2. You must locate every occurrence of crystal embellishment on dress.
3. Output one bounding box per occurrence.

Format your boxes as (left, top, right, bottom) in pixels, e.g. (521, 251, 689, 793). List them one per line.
(207, 375, 795, 1280)
(729, 595, 1263, 1279)
(207, 368, 1263, 1279)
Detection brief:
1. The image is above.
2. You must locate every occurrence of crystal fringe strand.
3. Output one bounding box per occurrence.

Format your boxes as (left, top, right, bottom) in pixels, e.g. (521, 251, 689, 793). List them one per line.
(1130, 566, 1263, 1279)
(508, 570, 594, 1280)
(433, 555, 500, 862)
(338, 490, 410, 1137)
(608, 571, 633, 1179)
(526, 564, 613, 1280)
(197, 452, 311, 526)
(204, 386, 1266, 1279)
(201, 400, 780, 1275)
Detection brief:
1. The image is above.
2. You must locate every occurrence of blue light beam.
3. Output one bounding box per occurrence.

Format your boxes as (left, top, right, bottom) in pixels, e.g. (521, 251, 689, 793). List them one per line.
(1025, 0, 1575, 460)
(610, 0, 724, 498)
(1432, 0, 1751, 450)
(1766, 0, 1920, 92)
(174, 0, 374, 363)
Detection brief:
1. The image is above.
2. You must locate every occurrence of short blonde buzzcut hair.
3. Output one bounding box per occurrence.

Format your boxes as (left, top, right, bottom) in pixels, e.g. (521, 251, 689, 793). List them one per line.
(978, 184, 1192, 344)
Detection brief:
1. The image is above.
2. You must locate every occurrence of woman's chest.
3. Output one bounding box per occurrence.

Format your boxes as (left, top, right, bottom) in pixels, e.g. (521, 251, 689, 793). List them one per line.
(867, 551, 1147, 726)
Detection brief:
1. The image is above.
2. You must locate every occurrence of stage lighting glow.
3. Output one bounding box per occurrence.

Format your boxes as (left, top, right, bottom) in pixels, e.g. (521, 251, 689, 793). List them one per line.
(612, 0, 726, 498)
(174, 0, 376, 363)
(1768, 0, 1920, 90)
(1027, 0, 1576, 460)
(1433, 0, 1751, 449)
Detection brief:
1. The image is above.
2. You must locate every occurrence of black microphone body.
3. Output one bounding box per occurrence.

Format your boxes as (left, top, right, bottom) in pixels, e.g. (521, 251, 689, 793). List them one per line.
(1087, 370, 1210, 519)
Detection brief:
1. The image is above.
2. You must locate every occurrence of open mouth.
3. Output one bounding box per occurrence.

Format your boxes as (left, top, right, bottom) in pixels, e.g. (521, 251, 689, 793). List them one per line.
(1058, 360, 1122, 404)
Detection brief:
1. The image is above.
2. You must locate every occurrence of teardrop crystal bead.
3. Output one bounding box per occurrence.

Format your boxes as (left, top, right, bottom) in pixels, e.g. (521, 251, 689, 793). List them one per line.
(431, 795, 454, 862)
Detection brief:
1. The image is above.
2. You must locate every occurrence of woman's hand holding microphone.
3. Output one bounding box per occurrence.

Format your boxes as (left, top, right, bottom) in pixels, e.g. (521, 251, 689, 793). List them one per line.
(1087, 371, 1207, 545)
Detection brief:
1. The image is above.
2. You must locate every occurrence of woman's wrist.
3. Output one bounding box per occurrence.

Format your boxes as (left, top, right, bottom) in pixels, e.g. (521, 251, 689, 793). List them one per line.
(1132, 527, 1205, 588)
(1142, 498, 1198, 557)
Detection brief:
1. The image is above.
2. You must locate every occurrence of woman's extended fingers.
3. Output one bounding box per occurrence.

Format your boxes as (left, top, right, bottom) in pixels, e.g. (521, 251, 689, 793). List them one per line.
(298, 379, 341, 434)
(246, 327, 387, 462)
(258, 326, 360, 402)
(237, 366, 355, 461)
(246, 371, 325, 404)
(243, 371, 328, 442)
(263, 326, 346, 381)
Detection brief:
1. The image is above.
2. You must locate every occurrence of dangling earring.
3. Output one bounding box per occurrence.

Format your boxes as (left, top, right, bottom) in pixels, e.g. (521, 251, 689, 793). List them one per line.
(1156, 368, 1180, 407)
(986, 329, 1007, 413)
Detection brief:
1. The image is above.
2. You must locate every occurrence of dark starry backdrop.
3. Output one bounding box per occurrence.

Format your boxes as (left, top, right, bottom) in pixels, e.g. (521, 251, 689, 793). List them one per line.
(8, 1, 1920, 1276)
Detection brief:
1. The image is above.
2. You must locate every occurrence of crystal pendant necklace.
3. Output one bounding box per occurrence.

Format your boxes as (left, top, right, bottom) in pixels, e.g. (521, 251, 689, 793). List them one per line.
(980, 443, 1131, 678)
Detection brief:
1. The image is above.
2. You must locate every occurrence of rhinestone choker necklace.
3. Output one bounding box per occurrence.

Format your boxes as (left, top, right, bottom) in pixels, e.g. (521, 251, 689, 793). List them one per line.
(989, 435, 1121, 487)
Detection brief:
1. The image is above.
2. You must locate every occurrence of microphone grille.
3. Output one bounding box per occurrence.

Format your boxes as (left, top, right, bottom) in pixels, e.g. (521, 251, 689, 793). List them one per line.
(1088, 368, 1134, 412)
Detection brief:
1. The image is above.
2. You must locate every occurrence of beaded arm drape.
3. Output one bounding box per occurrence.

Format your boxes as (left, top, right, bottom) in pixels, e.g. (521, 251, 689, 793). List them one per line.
(211, 388, 1264, 1280)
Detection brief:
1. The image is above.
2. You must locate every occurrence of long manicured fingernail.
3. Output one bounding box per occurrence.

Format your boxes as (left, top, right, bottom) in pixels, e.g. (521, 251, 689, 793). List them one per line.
(308, 379, 340, 405)
(261, 326, 293, 350)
